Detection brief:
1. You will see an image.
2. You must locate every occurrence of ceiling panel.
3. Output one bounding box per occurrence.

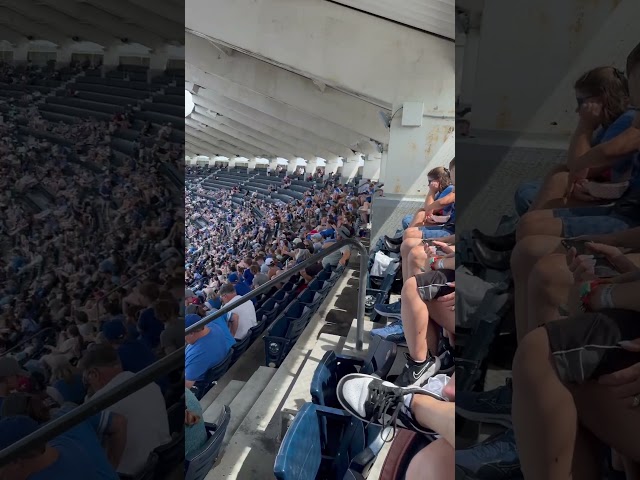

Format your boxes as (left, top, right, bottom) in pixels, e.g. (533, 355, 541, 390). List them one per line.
(328, 0, 454, 39)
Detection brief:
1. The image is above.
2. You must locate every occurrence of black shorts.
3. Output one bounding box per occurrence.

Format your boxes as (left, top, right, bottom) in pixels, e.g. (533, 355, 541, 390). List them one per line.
(415, 269, 455, 302)
(545, 309, 640, 384)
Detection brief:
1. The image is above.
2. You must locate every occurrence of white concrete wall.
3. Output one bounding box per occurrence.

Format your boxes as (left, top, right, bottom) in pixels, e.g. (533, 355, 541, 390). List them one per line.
(471, 0, 640, 135)
(186, 0, 454, 109)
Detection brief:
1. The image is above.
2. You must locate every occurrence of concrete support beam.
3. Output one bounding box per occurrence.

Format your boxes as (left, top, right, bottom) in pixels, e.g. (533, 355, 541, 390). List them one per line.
(187, 64, 368, 151)
(269, 158, 279, 173)
(286, 161, 297, 174)
(186, 33, 390, 143)
(29, 0, 155, 48)
(341, 155, 361, 183)
(362, 155, 381, 182)
(81, 0, 181, 40)
(192, 95, 351, 158)
(0, 27, 26, 46)
(186, 118, 295, 160)
(0, 11, 68, 45)
(12, 42, 29, 64)
(186, 0, 454, 108)
(186, 134, 249, 159)
(191, 109, 316, 160)
(128, 0, 184, 24)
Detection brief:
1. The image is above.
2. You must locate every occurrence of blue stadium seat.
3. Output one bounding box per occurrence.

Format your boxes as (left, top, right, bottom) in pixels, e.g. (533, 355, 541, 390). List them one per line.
(166, 397, 185, 435)
(231, 333, 252, 364)
(274, 403, 382, 480)
(263, 301, 313, 367)
(153, 431, 185, 479)
(192, 349, 234, 400)
(310, 337, 398, 410)
(185, 405, 230, 480)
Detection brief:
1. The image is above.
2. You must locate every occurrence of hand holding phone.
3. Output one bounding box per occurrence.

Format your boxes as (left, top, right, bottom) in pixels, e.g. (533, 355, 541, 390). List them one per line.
(562, 239, 619, 278)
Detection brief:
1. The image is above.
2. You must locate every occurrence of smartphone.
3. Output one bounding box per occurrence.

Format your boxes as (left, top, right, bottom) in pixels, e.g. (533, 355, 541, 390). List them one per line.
(561, 239, 619, 278)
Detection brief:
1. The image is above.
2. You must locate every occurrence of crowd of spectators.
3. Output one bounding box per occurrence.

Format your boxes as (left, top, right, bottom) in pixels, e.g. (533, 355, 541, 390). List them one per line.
(0, 61, 185, 478)
(182, 170, 380, 393)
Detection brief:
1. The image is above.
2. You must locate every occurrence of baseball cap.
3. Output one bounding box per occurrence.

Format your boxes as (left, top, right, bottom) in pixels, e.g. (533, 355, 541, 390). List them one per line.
(293, 238, 303, 245)
(265, 258, 274, 266)
(185, 288, 195, 299)
(0, 357, 28, 379)
(185, 314, 203, 329)
(228, 273, 239, 283)
(101, 320, 127, 341)
(0, 415, 40, 451)
(311, 233, 323, 241)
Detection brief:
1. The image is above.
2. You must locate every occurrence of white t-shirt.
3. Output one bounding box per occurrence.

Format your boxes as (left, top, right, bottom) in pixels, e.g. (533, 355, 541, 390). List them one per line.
(94, 371, 171, 476)
(226, 295, 257, 340)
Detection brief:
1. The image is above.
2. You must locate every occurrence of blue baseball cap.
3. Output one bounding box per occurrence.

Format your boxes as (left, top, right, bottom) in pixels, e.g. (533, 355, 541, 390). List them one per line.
(185, 314, 203, 329)
(101, 320, 127, 341)
(0, 415, 40, 451)
(227, 273, 239, 283)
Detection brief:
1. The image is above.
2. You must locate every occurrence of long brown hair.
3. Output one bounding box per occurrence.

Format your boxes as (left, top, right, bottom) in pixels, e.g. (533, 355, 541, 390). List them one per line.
(574, 66, 629, 126)
(427, 166, 452, 192)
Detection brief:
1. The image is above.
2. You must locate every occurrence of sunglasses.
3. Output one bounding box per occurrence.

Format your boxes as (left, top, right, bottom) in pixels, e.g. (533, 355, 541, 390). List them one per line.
(576, 95, 596, 108)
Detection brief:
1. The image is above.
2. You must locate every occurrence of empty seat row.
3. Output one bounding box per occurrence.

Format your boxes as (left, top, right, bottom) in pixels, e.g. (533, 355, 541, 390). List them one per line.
(46, 96, 122, 114)
(72, 82, 150, 99)
(39, 103, 113, 121)
(76, 75, 154, 91)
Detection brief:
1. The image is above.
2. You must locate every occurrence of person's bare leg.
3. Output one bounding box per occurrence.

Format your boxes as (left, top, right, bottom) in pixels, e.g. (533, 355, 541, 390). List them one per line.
(526, 254, 574, 333)
(400, 277, 428, 362)
(511, 236, 565, 341)
(406, 439, 454, 480)
(409, 210, 427, 228)
(407, 245, 428, 279)
(512, 327, 579, 480)
(401, 238, 425, 283)
(516, 209, 565, 241)
(571, 383, 640, 463)
(528, 165, 570, 211)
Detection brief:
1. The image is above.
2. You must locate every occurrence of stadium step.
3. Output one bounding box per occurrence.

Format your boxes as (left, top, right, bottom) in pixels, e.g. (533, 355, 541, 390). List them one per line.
(210, 273, 352, 478)
(222, 366, 277, 447)
(280, 333, 344, 421)
(342, 316, 382, 359)
(202, 380, 245, 424)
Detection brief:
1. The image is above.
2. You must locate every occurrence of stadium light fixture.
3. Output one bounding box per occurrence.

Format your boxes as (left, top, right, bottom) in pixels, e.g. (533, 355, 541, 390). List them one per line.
(185, 90, 194, 117)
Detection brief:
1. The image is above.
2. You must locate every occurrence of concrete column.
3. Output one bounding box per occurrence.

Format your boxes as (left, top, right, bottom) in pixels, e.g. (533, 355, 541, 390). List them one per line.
(459, 19, 481, 107)
(286, 160, 297, 174)
(13, 43, 29, 65)
(228, 157, 237, 168)
(56, 44, 74, 67)
(102, 48, 119, 76)
(269, 158, 279, 174)
(248, 158, 257, 171)
(306, 158, 318, 175)
(362, 154, 381, 182)
(325, 158, 340, 175)
(341, 155, 360, 183)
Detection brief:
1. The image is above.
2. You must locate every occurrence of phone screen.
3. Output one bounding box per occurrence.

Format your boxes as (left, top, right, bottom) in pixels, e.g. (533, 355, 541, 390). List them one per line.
(562, 240, 619, 278)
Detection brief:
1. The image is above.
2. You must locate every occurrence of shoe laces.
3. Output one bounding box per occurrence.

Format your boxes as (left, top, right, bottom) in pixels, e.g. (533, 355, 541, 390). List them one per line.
(364, 383, 403, 443)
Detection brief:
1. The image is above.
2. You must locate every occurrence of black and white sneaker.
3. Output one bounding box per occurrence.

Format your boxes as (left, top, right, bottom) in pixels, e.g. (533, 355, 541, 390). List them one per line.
(336, 373, 445, 439)
(395, 353, 440, 387)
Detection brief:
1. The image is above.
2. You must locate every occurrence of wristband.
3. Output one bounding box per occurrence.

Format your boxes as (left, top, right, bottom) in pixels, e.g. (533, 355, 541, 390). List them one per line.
(437, 258, 445, 270)
(429, 256, 439, 270)
(598, 284, 615, 310)
(579, 280, 602, 312)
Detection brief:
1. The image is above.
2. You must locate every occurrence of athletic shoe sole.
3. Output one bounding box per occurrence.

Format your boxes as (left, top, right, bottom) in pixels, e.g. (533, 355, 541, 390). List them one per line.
(336, 373, 444, 437)
(455, 406, 513, 428)
(373, 306, 402, 319)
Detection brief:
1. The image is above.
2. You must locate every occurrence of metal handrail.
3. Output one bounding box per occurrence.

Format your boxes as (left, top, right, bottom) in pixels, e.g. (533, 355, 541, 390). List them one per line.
(94, 253, 177, 319)
(0, 239, 368, 466)
(0, 327, 55, 358)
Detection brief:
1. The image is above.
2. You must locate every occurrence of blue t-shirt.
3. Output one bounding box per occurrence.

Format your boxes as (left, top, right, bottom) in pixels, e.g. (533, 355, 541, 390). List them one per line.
(185, 324, 233, 382)
(592, 110, 637, 181)
(234, 281, 251, 297)
(137, 307, 164, 349)
(117, 339, 168, 393)
(35, 406, 119, 479)
(52, 374, 86, 404)
(206, 312, 235, 350)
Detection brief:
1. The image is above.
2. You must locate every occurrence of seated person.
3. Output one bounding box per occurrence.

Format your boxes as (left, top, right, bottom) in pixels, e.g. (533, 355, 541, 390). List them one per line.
(474, 62, 640, 254)
(219, 283, 257, 340)
(512, 243, 640, 479)
(321, 225, 353, 269)
(184, 387, 207, 459)
(184, 314, 235, 389)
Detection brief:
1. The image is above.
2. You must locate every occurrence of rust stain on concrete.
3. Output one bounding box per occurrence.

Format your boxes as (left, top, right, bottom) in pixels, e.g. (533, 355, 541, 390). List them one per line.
(496, 95, 512, 129)
(393, 179, 402, 194)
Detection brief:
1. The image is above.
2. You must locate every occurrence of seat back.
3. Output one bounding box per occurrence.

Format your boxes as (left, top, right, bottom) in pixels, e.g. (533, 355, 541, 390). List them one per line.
(360, 337, 398, 379)
(310, 351, 361, 409)
(274, 403, 322, 480)
(185, 405, 231, 480)
(153, 431, 185, 478)
(166, 396, 185, 435)
(193, 349, 234, 399)
(119, 453, 159, 480)
(231, 333, 251, 364)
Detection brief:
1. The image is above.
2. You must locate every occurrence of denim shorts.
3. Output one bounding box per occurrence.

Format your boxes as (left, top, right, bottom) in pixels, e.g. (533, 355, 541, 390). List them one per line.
(419, 225, 454, 239)
(552, 206, 636, 237)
